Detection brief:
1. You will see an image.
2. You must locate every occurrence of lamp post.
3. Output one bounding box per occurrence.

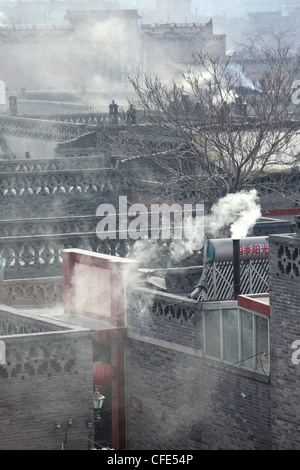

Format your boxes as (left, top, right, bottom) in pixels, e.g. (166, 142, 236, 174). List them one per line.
(93, 388, 105, 411)
(91, 388, 105, 448)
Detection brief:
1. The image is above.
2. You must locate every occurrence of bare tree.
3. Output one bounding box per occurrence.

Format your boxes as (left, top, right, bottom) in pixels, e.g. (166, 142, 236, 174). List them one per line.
(97, 46, 300, 206)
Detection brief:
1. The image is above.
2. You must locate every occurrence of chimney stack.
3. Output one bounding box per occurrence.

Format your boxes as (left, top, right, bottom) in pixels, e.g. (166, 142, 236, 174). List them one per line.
(232, 239, 241, 299)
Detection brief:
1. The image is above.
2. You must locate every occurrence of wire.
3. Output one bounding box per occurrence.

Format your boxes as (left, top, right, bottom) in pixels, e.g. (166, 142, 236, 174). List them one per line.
(71, 429, 112, 450)
(156, 350, 269, 394)
(27, 427, 56, 450)
(88, 350, 269, 417)
(259, 351, 269, 376)
(25, 352, 269, 450)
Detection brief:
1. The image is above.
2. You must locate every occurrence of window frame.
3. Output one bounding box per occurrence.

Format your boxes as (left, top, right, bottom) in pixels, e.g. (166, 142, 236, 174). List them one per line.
(203, 301, 270, 374)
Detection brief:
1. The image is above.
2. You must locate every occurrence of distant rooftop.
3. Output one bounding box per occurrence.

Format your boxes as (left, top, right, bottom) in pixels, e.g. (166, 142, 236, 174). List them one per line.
(65, 8, 141, 21)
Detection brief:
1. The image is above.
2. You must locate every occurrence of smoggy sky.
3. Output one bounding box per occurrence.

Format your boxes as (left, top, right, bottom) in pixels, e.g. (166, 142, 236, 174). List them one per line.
(119, 0, 299, 18)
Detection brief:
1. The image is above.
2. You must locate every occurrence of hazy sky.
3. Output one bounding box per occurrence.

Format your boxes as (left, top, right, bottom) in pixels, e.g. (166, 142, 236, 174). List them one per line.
(119, 0, 299, 18)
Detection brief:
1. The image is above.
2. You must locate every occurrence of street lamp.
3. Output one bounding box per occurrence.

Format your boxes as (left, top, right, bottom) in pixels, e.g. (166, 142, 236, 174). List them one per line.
(90, 388, 105, 449)
(93, 388, 105, 410)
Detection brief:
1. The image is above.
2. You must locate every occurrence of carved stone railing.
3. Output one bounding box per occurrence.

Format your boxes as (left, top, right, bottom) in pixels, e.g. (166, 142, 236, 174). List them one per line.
(26, 112, 111, 125)
(18, 99, 91, 116)
(0, 232, 135, 279)
(0, 215, 101, 237)
(151, 291, 199, 324)
(0, 154, 111, 172)
(0, 276, 63, 306)
(0, 333, 75, 379)
(129, 286, 199, 325)
(0, 306, 67, 336)
(0, 167, 125, 218)
(0, 308, 90, 380)
(127, 286, 201, 349)
(0, 115, 90, 141)
(54, 130, 108, 156)
(0, 167, 123, 197)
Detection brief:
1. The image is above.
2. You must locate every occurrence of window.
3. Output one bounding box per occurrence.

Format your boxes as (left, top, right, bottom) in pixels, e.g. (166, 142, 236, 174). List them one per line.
(205, 309, 220, 358)
(204, 305, 269, 374)
(256, 314, 269, 372)
(223, 309, 239, 363)
(241, 309, 253, 368)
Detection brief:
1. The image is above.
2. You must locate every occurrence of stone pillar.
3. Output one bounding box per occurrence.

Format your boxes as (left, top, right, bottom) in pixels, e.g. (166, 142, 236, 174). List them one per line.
(126, 104, 136, 125)
(61, 248, 139, 450)
(9, 96, 17, 116)
(109, 100, 118, 126)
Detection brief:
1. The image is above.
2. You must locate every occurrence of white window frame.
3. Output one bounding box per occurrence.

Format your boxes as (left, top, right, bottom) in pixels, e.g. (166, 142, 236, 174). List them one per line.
(203, 301, 270, 374)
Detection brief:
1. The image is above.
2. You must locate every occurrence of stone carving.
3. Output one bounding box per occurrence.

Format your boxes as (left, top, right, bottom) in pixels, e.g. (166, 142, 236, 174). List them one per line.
(0, 308, 78, 379)
(0, 116, 88, 141)
(0, 167, 122, 197)
(0, 278, 63, 305)
(277, 245, 300, 278)
(0, 155, 109, 173)
(0, 339, 76, 379)
(152, 298, 197, 324)
(0, 233, 134, 279)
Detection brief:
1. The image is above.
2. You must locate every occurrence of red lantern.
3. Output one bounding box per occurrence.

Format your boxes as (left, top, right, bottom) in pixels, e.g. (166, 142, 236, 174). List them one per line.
(93, 362, 115, 386)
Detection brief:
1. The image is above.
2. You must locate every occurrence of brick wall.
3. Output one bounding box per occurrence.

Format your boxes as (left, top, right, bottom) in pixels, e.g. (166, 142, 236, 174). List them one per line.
(0, 310, 94, 450)
(125, 288, 271, 450)
(268, 233, 300, 449)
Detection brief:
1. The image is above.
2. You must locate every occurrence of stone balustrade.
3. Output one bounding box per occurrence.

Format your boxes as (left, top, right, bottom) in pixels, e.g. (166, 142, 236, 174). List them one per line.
(0, 306, 67, 336)
(0, 306, 91, 379)
(0, 154, 111, 173)
(0, 115, 89, 141)
(0, 232, 134, 279)
(25, 112, 111, 125)
(0, 276, 63, 306)
(127, 286, 201, 349)
(0, 331, 76, 379)
(0, 167, 124, 197)
(0, 215, 101, 237)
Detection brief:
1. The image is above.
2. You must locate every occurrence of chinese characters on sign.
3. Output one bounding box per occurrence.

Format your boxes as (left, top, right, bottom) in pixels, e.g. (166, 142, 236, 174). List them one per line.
(240, 244, 269, 257)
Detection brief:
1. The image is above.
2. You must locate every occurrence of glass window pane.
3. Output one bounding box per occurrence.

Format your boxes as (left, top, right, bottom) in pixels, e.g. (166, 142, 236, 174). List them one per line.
(256, 315, 269, 373)
(241, 309, 253, 368)
(205, 310, 220, 358)
(223, 309, 239, 363)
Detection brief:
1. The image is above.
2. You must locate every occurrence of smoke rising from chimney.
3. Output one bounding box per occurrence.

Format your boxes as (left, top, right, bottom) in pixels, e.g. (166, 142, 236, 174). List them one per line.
(206, 189, 261, 239)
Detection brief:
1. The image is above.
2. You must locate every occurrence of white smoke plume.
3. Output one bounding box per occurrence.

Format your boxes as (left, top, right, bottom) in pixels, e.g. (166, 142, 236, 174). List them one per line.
(125, 211, 204, 267)
(206, 189, 261, 239)
(228, 63, 262, 92)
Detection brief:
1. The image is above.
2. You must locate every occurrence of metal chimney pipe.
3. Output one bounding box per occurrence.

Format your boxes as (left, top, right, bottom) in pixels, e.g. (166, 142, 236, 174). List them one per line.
(232, 239, 241, 300)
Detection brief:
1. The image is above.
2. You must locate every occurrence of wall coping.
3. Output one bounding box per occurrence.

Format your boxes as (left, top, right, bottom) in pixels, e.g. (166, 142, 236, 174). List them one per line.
(269, 233, 300, 245)
(0, 303, 92, 336)
(238, 293, 270, 317)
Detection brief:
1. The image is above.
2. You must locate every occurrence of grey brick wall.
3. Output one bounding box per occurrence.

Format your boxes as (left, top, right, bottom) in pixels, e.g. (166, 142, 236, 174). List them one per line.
(125, 289, 271, 450)
(0, 327, 94, 450)
(269, 233, 300, 450)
